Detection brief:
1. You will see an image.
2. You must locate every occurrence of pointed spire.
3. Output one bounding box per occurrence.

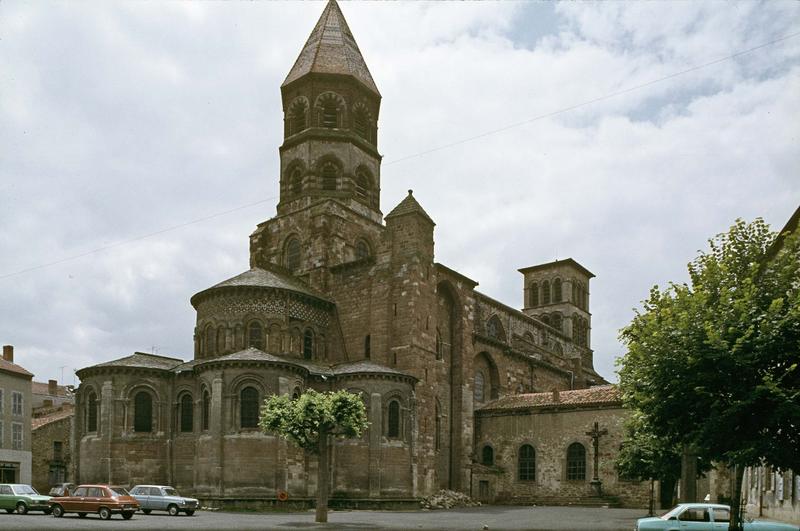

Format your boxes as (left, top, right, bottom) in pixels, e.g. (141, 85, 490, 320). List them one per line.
(385, 190, 435, 225)
(283, 0, 380, 96)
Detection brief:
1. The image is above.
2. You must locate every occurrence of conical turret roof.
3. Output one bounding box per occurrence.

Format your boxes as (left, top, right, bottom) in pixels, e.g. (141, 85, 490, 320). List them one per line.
(385, 190, 435, 225)
(282, 0, 379, 96)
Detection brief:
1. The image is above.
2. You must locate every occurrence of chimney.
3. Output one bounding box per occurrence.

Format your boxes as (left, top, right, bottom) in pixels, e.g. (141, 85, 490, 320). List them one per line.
(2, 345, 12, 363)
(551, 388, 560, 403)
(49, 379, 58, 396)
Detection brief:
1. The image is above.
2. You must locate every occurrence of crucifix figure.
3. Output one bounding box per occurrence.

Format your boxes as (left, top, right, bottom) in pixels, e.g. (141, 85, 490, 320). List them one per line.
(585, 421, 608, 496)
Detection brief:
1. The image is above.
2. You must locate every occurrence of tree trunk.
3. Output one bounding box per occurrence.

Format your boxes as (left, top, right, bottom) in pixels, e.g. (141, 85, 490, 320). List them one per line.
(648, 478, 655, 516)
(729, 464, 745, 531)
(315, 428, 330, 523)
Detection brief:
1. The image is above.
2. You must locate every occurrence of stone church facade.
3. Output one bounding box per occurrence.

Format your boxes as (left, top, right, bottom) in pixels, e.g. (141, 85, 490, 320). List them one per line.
(73, 1, 649, 507)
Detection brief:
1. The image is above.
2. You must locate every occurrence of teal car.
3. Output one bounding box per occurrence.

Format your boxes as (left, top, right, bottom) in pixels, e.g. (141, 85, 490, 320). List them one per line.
(636, 503, 799, 531)
(0, 483, 52, 514)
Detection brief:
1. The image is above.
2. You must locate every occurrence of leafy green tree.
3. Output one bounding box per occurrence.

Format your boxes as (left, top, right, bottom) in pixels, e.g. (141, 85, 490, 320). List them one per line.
(260, 389, 369, 523)
(618, 218, 800, 531)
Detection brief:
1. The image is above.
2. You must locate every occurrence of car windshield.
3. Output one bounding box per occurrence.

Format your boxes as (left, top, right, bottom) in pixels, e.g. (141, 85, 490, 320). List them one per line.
(13, 485, 38, 495)
(109, 487, 130, 496)
(163, 488, 179, 497)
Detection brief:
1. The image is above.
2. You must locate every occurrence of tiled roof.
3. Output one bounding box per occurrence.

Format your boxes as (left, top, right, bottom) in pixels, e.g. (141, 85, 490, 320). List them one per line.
(385, 190, 435, 225)
(192, 265, 330, 305)
(32, 381, 71, 396)
(32, 405, 74, 431)
(196, 348, 331, 375)
(0, 358, 34, 378)
(332, 360, 415, 379)
(479, 385, 621, 411)
(283, 0, 379, 95)
(85, 352, 184, 372)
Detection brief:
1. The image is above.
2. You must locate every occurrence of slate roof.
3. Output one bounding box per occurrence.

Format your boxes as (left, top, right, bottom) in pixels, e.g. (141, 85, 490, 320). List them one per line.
(332, 360, 415, 379)
(32, 405, 74, 431)
(479, 385, 621, 412)
(0, 358, 34, 378)
(282, 0, 379, 96)
(83, 352, 184, 372)
(385, 190, 435, 225)
(192, 265, 330, 305)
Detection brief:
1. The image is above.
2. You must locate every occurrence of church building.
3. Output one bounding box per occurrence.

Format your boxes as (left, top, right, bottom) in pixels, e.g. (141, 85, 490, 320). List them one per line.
(73, 1, 650, 508)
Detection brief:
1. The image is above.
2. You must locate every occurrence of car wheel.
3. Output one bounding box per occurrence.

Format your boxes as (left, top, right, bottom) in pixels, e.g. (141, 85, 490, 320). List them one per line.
(52, 505, 64, 518)
(99, 507, 112, 520)
(168, 504, 179, 516)
(142, 509, 151, 515)
(185, 510, 195, 516)
(15, 502, 28, 515)
(122, 511, 134, 520)
(78, 512, 87, 518)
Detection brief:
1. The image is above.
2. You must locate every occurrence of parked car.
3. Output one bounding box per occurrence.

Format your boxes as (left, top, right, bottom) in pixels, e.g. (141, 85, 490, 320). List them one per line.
(49, 484, 139, 520)
(0, 483, 52, 514)
(48, 483, 76, 497)
(130, 485, 199, 516)
(635, 503, 800, 530)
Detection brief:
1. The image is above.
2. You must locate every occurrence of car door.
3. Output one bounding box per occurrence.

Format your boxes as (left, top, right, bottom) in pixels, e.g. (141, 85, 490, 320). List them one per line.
(64, 486, 86, 512)
(0, 484, 13, 510)
(131, 486, 149, 509)
(711, 507, 730, 530)
(679, 507, 712, 530)
(150, 487, 166, 510)
(86, 487, 104, 513)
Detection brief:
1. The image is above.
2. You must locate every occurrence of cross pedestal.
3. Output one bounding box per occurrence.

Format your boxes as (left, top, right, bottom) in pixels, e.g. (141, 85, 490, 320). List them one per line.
(585, 422, 608, 496)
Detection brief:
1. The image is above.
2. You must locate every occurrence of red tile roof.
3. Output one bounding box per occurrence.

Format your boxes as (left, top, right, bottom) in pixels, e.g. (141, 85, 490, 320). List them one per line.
(479, 385, 621, 412)
(32, 381, 71, 397)
(0, 358, 34, 378)
(32, 405, 74, 431)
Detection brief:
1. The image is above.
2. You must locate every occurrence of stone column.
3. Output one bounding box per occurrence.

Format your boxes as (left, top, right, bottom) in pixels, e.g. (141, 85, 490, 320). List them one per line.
(275, 377, 290, 493)
(212, 376, 225, 496)
(369, 392, 382, 497)
(101, 380, 113, 484)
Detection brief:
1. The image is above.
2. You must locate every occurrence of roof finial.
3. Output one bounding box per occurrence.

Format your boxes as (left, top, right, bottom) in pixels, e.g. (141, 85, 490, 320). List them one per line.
(408, 189, 413, 196)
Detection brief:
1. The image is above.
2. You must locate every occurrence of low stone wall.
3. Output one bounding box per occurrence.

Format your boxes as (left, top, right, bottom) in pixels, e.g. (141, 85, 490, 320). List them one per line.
(199, 496, 420, 512)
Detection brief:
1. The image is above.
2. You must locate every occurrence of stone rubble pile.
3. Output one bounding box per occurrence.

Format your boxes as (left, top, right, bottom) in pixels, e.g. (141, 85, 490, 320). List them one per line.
(420, 490, 481, 510)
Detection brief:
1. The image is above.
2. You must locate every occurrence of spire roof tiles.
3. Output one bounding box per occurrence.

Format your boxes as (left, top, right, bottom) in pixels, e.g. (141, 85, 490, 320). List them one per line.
(283, 0, 380, 96)
(385, 190, 435, 225)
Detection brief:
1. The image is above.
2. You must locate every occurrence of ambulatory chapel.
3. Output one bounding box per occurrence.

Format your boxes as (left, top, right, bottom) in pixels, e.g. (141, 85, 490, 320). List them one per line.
(73, 1, 651, 508)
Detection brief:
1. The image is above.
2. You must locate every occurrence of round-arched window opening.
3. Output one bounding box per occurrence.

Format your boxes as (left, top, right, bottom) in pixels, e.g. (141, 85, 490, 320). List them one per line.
(134, 391, 153, 433)
(303, 329, 314, 360)
(240, 387, 259, 429)
(247, 321, 263, 349)
(474, 371, 485, 403)
(289, 100, 307, 135)
(482, 445, 494, 466)
(387, 400, 401, 438)
(285, 237, 301, 271)
(322, 99, 338, 128)
(355, 240, 370, 260)
(179, 393, 193, 433)
(290, 168, 303, 195)
(355, 170, 370, 202)
(321, 162, 338, 191)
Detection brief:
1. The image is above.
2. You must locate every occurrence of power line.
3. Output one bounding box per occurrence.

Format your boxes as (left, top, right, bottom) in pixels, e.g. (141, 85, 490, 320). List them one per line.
(2, 29, 798, 281)
(384, 29, 800, 165)
(0, 197, 276, 280)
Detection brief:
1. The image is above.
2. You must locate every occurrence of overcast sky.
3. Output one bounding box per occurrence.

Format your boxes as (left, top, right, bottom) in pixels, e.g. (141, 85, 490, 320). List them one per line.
(1, 0, 798, 387)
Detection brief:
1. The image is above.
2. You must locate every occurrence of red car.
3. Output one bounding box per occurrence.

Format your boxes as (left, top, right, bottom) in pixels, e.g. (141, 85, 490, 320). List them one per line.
(50, 484, 139, 520)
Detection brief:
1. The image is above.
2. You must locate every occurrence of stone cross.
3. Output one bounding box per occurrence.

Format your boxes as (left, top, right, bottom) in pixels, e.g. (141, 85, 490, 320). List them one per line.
(585, 421, 608, 495)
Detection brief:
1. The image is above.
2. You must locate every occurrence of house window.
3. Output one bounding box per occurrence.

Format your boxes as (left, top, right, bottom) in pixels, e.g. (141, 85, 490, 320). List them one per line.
(321, 162, 338, 191)
(482, 445, 494, 466)
(240, 387, 259, 429)
(356, 239, 370, 260)
(53, 441, 63, 462)
(554, 278, 562, 302)
(0, 389, 3, 412)
(542, 280, 551, 304)
(202, 390, 210, 431)
(134, 392, 153, 432)
(0, 422, 3, 449)
(12, 391, 22, 416)
(180, 394, 193, 433)
(303, 329, 314, 360)
(285, 237, 302, 270)
(387, 400, 400, 438)
(530, 282, 539, 306)
(474, 371, 485, 403)
(12, 422, 23, 450)
(566, 442, 586, 480)
(248, 321, 263, 349)
(87, 391, 98, 432)
(519, 444, 536, 481)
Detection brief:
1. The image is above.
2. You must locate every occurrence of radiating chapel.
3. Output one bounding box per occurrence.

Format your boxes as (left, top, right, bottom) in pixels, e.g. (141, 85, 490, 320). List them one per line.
(73, 1, 650, 507)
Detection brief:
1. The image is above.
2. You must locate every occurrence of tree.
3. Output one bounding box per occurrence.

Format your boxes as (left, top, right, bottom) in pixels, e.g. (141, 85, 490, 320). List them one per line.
(618, 218, 800, 531)
(259, 389, 369, 523)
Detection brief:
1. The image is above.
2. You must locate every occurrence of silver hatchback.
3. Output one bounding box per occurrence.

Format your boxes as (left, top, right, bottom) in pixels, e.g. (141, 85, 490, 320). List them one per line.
(129, 485, 199, 516)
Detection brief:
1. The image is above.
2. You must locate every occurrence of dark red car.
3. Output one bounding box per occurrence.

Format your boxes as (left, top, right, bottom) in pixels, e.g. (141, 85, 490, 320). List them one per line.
(50, 484, 139, 520)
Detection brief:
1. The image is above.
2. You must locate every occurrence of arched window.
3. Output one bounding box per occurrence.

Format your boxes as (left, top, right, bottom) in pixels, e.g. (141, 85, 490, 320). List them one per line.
(202, 390, 210, 431)
(434, 400, 441, 451)
(519, 444, 536, 481)
(292, 387, 301, 400)
(474, 371, 485, 403)
(303, 329, 314, 360)
(247, 321, 263, 349)
(321, 162, 338, 191)
(486, 315, 505, 342)
(554, 278, 562, 302)
(289, 100, 307, 135)
(290, 167, 303, 195)
(205, 325, 215, 356)
(285, 237, 301, 271)
(240, 387, 259, 429)
(216, 326, 226, 354)
(355, 170, 370, 203)
(322, 99, 338, 128)
(523, 331, 535, 345)
(530, 282, 539, 307)
(87, 391, 98, 433)
(435, 328, 443, 360)
(134, 391, 152, 433)
(353, 106, 369, 140)
(552, 313, 562, 332)
(572, 281, 578, 305)
(542, 280, 551, 304)
(567, 442, 586, 480)
(364, 335, 371, 359)
(179, 393, 193, 433)
(387, 400, 400, 438)
(355, 239, 370, 260)
(482, 445, 494, 466)
(541, 314, 551, 327)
